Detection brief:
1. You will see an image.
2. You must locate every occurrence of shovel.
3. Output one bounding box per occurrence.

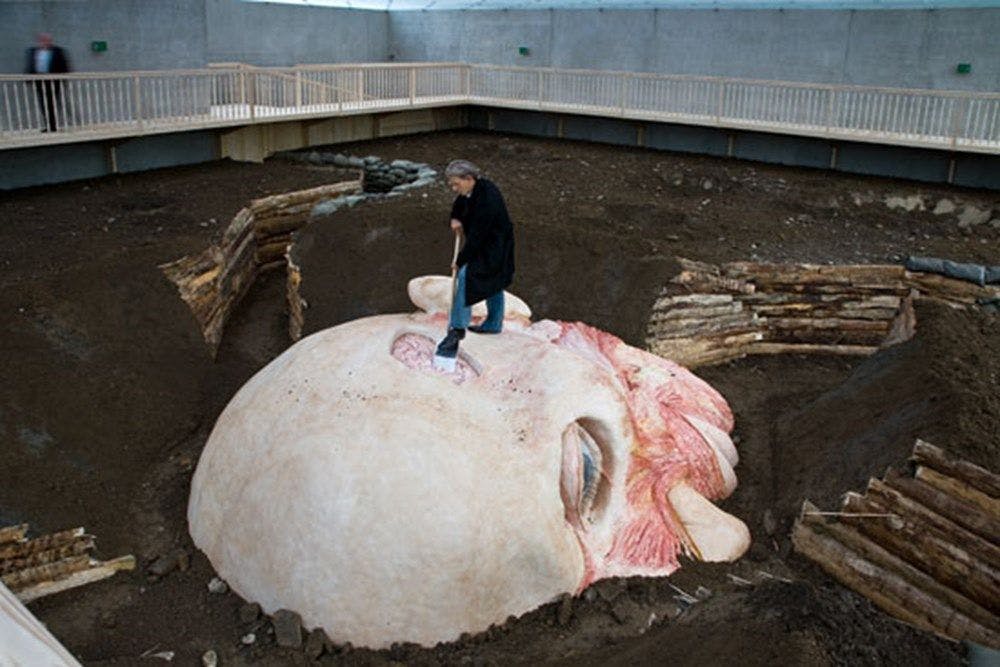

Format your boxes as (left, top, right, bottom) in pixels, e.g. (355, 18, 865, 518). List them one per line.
(432, 231, 463, 372)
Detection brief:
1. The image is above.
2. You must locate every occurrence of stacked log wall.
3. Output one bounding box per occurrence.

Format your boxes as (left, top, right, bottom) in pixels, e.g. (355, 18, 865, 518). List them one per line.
(0, 524, 134, 603)
(792, 441, 1000, 648)
(160, 178, 362, 354)
(647, 258, 1000, 368)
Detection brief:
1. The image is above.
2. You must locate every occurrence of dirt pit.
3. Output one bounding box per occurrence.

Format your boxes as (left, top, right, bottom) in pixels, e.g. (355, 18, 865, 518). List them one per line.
(1, 129, 997, 665)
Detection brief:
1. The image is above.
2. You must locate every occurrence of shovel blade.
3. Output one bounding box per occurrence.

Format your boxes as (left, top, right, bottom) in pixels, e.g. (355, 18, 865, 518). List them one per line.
(432, 354, 457, 373)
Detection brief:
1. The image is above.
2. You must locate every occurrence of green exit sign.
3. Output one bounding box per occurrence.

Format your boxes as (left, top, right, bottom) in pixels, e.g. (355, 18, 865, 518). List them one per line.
(956, 63, 971, 74)
(518, 46, 531, 56)
(91, 41, 107, 53)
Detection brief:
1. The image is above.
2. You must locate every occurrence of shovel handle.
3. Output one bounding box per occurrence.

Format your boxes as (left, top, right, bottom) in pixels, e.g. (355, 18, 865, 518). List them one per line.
(449, 230, 462, 277)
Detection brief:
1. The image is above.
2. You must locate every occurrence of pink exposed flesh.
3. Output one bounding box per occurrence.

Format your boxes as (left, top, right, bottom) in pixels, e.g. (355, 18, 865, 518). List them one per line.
(543, 321, 735, 584)
(391, 333, 478, 384)
(393, 316, 737, 584)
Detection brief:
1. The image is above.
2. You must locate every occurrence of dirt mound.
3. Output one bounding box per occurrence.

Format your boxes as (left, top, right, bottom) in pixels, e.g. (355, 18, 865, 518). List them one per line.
(770, 302, 999, 518)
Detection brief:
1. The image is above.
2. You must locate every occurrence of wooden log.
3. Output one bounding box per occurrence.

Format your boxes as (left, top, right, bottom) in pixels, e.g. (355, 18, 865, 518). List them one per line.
(0, 525, 27, 545)
(253, 212, 311, 239)
(756, 283, 911, 297)
(760, 328, 889, 347)
(676, 257, 721, 275)
(751, 304, 900, 320)
(0, 537, 95, 576)
(764, 317, 891, 332)
(0, 529, 85, 561)
(255, 240, 292, 265)
(795, 504, 1000, 645)
(915, 466, 1000, 518)
(912, 441, 1000, 499)
(651, 293, 736, 309)
(884, 469, 1000, 543)
(221, 207, 255, 247)
(2, 556, 91, 590)
(647, 318, 761, 340)
(749, 342, 878, 358)
(792, 506, 998, 646)
(16, 555, 136, 603)
(249, 181, 361, 215)
(839, 493, 1000, 613)
(648, 332, 763, 368)
(671, 272, 755, 294)
(649, 301, 743, 321)
(905, 272, 998, 303)
(866, 477, 1000, 569)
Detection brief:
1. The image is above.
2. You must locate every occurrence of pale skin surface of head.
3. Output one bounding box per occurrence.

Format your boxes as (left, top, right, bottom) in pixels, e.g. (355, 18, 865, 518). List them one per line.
(188, 282, 751, 648)
(36, 33, 53, 49)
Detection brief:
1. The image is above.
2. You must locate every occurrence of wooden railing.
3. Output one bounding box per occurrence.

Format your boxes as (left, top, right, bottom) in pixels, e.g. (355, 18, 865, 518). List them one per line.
(2, 62, 998, 153)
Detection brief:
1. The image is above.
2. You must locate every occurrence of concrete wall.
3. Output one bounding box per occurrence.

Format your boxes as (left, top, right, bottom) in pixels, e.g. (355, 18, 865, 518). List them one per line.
(390, 8, 1000, 92)
(467, 105, 1000, 189)
(1, 0, 388, 74)
(205, 0, 388, 66)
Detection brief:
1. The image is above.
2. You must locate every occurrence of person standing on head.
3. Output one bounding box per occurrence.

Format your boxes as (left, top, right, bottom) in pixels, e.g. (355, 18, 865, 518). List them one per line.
(25, 32, 71, 132)
(435, 160, 516, 359)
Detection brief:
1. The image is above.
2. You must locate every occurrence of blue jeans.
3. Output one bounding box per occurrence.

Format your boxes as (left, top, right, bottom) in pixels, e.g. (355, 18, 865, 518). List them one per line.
(449, 265, 505, 331)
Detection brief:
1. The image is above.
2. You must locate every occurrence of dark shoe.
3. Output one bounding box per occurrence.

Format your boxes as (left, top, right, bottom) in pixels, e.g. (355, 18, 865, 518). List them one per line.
(468, 324, 501, 334)
(435, 328, 465, 357)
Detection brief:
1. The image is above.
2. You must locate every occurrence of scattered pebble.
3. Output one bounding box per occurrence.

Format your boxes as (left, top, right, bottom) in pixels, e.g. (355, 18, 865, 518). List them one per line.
(305, 628, 330, 660)
(241, 632, 256, 645)
(272, 609, 303, 648)
(201, 649, 218, 667)
(207, 577, 228, 594)
(148, 549, 189, 578)
(556, 593, 573, 627)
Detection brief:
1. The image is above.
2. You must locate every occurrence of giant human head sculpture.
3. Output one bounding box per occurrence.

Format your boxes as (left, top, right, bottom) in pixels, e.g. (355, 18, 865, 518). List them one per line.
(188, 279, 749, 648)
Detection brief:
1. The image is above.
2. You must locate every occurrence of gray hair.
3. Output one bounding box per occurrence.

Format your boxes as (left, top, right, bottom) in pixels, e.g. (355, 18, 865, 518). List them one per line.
(445, 159, 481, 179)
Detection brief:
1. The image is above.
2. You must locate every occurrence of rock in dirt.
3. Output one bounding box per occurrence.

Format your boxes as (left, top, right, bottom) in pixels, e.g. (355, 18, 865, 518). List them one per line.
(241, 632, 256, 645)
(238, 602, 262, 624)
(201, 649, 218, 667)
(884, 194, 925, 212)
(763, 509, 778, 536)
(556, 593, 573, 627)
(148, 548, 189, 577)
(207, 576, 228, 594)
(957, 205, 992, 228)
(305, 628, 330, 660)
(273, 609, 303, 648)
(933, 198, 956, 215)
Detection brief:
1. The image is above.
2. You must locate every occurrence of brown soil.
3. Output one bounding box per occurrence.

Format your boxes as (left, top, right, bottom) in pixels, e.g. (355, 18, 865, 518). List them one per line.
(1, 129, 997, 666)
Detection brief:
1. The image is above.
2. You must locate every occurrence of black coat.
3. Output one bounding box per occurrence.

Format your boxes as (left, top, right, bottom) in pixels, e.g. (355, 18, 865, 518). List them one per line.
(25, 46, 71, 74)
(451, 178, 515, 305)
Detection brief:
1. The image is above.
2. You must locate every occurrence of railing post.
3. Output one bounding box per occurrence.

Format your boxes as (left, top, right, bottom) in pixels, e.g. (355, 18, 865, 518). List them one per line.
(462, 65, 471, 99)
(824, 87, 836, 135)
(295, 69, 302, 110)
(716, 79, 726, 125)
(133, 74, 143, 129)
(249, 70, 256, 122)
(620, 74, 629, 117)
(949, 95, 969, 149)
(239, 68, 247, 116)
(537, 68, 544, 109)
(409, 66, 416, 105)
